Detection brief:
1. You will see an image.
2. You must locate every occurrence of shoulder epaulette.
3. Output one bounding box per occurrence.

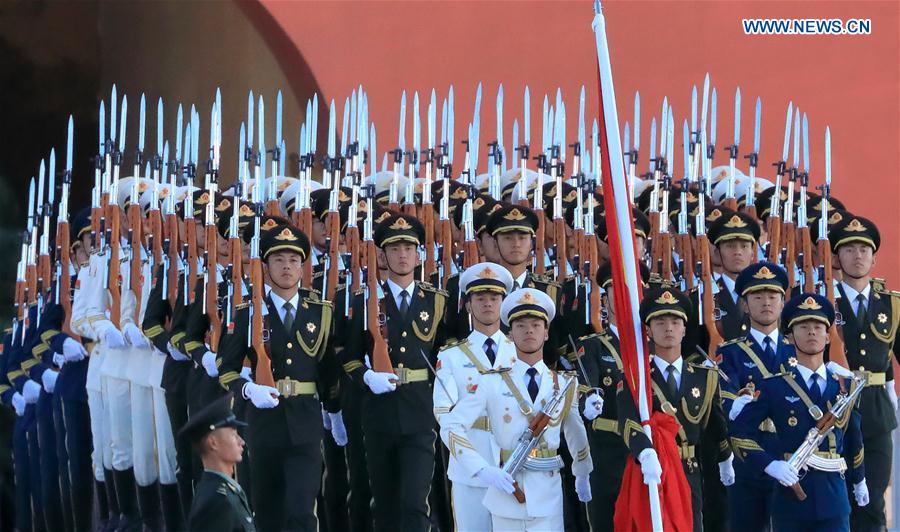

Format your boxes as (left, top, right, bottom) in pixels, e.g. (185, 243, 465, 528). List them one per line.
(479, 366, 512, 375)
(719, 337, 747, 348)
(416, 281, 449, 297)
(439, 338, 466, 352)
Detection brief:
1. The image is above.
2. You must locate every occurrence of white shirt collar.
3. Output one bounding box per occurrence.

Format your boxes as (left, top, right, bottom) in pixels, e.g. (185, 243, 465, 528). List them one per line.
(386, 278, 416, 302)
(840, 281, 870, 304)
(468, 328, 505, 348)
(749, 328, 780, 350)
(795, 363, 828, 393)
(720, 274, 738, 300)
(513, 271, 528, 289)
(268, 289, 300, 317)
(653, 356, 683, 377)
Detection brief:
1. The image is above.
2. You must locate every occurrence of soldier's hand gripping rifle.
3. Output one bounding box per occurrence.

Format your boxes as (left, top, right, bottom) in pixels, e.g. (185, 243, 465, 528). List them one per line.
(362, 178, 392, 374)
(787, 373, 866, 500)
(502, 374, 577, 503)
(817, 127, 847, 367)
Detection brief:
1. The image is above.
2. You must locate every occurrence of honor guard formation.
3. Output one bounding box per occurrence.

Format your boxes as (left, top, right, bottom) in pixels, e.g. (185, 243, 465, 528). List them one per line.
(2, 5, 897, 532)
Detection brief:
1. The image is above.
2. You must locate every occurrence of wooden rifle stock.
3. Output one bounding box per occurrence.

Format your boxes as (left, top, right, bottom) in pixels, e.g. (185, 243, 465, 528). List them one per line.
(784, 221, 797, 289)
(347, 225, 361, 294)
(649, 211, 661, 266)
(800, 226, 815, 293)
(554, 217, 568, 284)
(206, 222, 221, 351)
(185, 219, 198, 305)
(128, 202, 143, 325)
(108, 203, 122, 328)
(424, 205, 436, 280)
(249, 253, 274, 387)
(534, 210, 546, 275)
(767, 216, 782, 263)
(165, 211, 179, 309)
(587, 236, 603, 333)
(366, 238, 391, 373)
(325, 209, 341, 301)
(698, 234, 724, 357)
(440, 218, 453, 289)
(300, 206, 313, 287)
(57, 219, 74, 337)
(659, 231, 672, 281)
(677, 233, 695, 291)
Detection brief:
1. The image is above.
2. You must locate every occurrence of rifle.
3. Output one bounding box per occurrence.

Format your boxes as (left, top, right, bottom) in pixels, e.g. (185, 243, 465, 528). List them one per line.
(722, 87, 741, 212)
(677, 120, 695, 292)
(817, 127, 847, 367)
(183, 123, 198, 308)
(22, 178, 38, 340)
(127, 95, 146, 325)
(502, 374, 576, 503)
(57, 117, 75, 337)
(107, 93, 126, 329)
(438, 154, 454, 289)
(324, 159, 341, 302)
(768, 102, 793, 263)
(533, 153, 547, 275)
(362, 178, 391, 374)
(227, 124, 249, 335)
(743, 97, 762, 220)
(787, 374, 865, 500)
(204, 101, 222, 351)
(697, 130, 724, 357)
(163, 141, 179, 309)
(782, 108, 801, 289)
(422, 144, 437, 280)
(583, 176, 603, 333)
(38, 156, 53, 309)
(551, 149, 569, 284)
(248, 182, 275, 388)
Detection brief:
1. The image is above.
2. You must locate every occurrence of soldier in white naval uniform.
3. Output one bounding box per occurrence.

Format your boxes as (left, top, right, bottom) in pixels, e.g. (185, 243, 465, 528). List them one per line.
(440, 288, 593, 531)
(434, 262, 517, 531)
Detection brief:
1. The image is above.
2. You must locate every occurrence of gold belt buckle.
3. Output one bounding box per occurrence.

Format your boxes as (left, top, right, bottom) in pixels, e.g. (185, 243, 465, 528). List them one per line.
(394, 367, 408, 385)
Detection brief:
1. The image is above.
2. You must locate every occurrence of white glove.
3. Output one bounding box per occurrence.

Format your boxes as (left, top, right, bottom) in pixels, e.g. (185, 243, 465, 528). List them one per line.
(243, 382, 280, 409)
(122, 323, 150, 349)
(62, 338, 87, 362)
(476, 466, 515, 494)
(729, 394, 755, 421)
(12, 392, 26, 416)
(41, 369, 58, 394)
(201, 351, 219, 378)
(718, 454, 735, 486)
(95, 321, 126, 349)
(702, 358, 715, 368)
(240, 366, 252, 381)
(52, 353, 66, 368)
(575, 475, 592, 502)
(582, 394, 604, 421)
(827, 361, 854, 378)
(363, 370, 398, 394)
(329, 411, 348, 446)
(166, 342, 190, 362)
(23, 379, 42, 403)
(854, 479, 870, 507)
(886, 381, 898, 411)
(764, 460, 799, 487)
(638, 448, 663, 485)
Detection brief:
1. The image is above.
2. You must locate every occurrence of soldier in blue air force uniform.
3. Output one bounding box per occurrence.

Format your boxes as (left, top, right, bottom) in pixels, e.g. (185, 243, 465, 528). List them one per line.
(731, 293, 869, 532)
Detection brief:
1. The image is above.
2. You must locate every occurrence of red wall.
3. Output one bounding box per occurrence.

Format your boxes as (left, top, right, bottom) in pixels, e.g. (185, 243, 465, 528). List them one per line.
(255, 0, 898, 283)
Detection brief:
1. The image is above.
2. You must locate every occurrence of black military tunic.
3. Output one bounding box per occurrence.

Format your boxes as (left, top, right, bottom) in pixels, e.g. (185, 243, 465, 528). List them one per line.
(189, 470, 255, 532)
(574, 329, 629, 532)
(341, 280, 447, 532)
(618, 359, 732, 532)
(218, 292, 338, 532)
(837, 279, 900, 530)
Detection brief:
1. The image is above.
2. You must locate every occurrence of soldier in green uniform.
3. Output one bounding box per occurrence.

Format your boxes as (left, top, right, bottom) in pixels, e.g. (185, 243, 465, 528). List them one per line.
(179, 393, 255, 532)
(829, 214, 899, 531)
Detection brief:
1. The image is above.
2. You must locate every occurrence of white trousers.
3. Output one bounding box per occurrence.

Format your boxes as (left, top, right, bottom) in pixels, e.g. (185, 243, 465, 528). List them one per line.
(129, 381, 158, 486)
(152, 386, 177, 485)
(491, 513, 564, 532)
(452, 483, 492, 532)
(104, 375, 133, 472)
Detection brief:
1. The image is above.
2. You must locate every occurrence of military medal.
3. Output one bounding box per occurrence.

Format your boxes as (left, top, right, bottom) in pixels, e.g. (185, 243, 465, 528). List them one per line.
(691, 387, 701, 398)
(878, 313, 888, 324)
(603, 376, 612, 386)
(788, 416, 798, 427)
(503, 413, 512, 424)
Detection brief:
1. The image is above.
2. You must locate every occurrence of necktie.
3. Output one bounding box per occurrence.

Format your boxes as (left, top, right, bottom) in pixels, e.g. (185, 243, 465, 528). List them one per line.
(808, 373, 822, 404)
(513, 280, 521, 291)
(526, 367, 539, 402)
(483, 338, 496, 366)
(763, 337, 775, 360)
(399, 289, 410, 319)
(665, 365, 679, 398)
(855, 294, 867, 325)
(282, 301, 294, 331)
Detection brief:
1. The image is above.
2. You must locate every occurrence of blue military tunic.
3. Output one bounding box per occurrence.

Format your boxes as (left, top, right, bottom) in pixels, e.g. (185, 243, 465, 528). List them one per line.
(731, 363, 865, 523)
